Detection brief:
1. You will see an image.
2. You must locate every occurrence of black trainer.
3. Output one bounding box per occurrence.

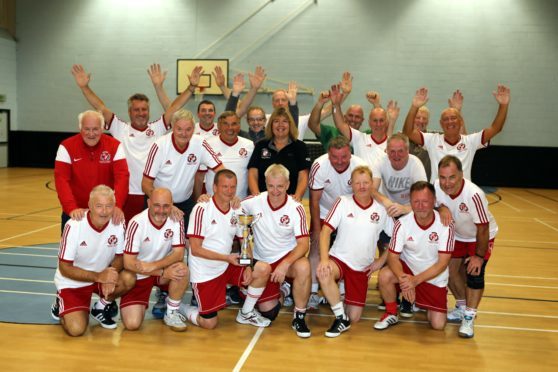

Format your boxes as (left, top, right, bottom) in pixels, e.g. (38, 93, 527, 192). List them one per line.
(226, 286, 244, 306)
(106, 300, 119, 318)
(90, 302, 117, 329)
(324, 316, 351, 338)
(291, 312, 311, 338)
(51, 297, 60, 321)
(400, 299, 414, 318)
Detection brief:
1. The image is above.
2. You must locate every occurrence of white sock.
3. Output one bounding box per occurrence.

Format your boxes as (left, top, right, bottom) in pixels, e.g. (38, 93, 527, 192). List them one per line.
(311, 282, 319, 293)
(95, 298, 111, 310)
(339, 280, 345, 295)
(331, 302, 346, 319)
(166, 297, 181, 313)
(242, 286, 264, 314)
(464, 307, 477, 319)
(456, 299, 466, 309)
(179, 303, 199, 326)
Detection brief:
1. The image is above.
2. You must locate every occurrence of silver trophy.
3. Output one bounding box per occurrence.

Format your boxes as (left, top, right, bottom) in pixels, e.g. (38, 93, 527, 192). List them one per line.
(238, 215, 254, 266)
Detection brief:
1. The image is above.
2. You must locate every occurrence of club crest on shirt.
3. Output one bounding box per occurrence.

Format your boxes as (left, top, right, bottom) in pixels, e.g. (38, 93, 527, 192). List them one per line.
(239, 148, 248, 158)
(347, 179, 352, 186)
(261, 148, 271, 159)
(146, 128, 155, 137)
(99, 151, 112, 164)
(459, 203, 468, 212)
(212, 129, 219, 136)
(429, 232, 439, 242)
(370, 212, 380, 223)
(187, 154, 198, 164)
(107, 235, 118, 247)
(279, 215, 290, 226)
(457, 143, 466, 151)
(230, 215, 238, 226)
(164, 229, 174, 240)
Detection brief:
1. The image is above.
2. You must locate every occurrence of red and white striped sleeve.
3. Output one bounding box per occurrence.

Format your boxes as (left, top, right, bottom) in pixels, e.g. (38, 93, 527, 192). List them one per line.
(58, 223, 77, 263)
(124, 220, 141, 255)
(186, 203, 206, 239)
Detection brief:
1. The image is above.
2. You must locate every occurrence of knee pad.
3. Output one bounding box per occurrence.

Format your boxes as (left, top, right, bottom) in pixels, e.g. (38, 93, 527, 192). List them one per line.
(200, 311, 218, 319)
(466, 262, 487, 289)
(260, 302, 281, 321)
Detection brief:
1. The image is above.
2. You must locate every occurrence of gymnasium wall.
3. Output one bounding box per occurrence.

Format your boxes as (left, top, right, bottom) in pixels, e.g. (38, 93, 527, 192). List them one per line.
(6, 0, 558, 187)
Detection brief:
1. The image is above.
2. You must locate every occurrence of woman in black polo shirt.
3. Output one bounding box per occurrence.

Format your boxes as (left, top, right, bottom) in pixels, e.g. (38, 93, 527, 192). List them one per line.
(247, 107, 310, 201)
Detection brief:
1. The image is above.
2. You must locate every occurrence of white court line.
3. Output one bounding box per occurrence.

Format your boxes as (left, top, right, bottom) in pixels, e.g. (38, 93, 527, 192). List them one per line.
(0, 289, 55, 296)
(0, 212, 59, 218)
(499, 201, 521, 212)
(0, 223, 59, 243)
(0, 244, 58, 251)
(498, 238, 558, 245)
(501, 191, 557, 214)
(0, 252, 57, 258)
(479, 311, 558, 319)
(487, 274, 558, 281)
(233, 327, 265, 372)
(487, 282, 558, 290)
(0, 277, 53, 284)
(534, 218, 558, 233)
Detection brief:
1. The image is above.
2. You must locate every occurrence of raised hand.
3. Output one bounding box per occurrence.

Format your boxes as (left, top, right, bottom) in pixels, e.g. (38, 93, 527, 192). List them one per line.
(318, 90, 330, 105)
(286, 80, 298, 104)
(71, 64, 91, 88)
(147, 63, 167, 86)
(492, 84, 510, 105)
(232, 73, 245, 95)
(366, 91, 381, 107)
(340, 71, 353, 95)
(188, 65, 204, 87)
(212, 66, 226, 88)
(248, 65, 266, 90)
(412, 87, 429, 108)
(448, 89, 463, 111)
(387, 100, 400, 122)
(329, 84, 344, 105)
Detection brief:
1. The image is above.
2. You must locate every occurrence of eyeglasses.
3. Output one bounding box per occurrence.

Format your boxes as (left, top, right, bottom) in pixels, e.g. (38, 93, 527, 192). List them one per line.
(248, 117, 266, 122)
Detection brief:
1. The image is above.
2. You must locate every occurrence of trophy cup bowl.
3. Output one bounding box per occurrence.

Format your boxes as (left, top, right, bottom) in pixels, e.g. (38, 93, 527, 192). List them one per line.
(238, 215, 254, 266)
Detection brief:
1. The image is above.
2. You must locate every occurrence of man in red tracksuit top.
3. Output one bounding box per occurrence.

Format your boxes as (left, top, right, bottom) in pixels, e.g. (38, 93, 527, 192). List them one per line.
(54, 110, 129, 230)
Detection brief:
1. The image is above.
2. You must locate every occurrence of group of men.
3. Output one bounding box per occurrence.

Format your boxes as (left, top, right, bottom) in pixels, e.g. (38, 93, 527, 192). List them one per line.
(52, 62, 509, 340)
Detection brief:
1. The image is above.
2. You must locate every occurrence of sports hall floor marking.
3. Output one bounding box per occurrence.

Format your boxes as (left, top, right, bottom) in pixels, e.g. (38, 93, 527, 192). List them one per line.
(487, 273, 558, 280)
(0, 252, 57, 258)
(0, 243, 58, 250)
(534, 218, 558, 233)
(0, 223, 59, 243)
(499, 200, 521, 212)
(486, 282, 558, 290)
(233, 327, 265, 372)
(500, 190, 557, 214)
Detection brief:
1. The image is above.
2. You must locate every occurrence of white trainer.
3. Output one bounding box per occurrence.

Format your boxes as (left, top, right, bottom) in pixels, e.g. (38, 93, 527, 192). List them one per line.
(447, 306, 464, 323)
(458, 315, 475, 338)
(307, 293, 321, 310)
(164, 310, 188, 332)
(236, 309, 271, 327)
(374, 313, 399, 330)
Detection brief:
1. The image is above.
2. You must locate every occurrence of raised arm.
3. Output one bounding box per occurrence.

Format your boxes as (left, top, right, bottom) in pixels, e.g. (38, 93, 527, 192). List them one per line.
(212, 65, 231, 99)
(366, 91, 382, 109)
(403, 87, 429, 145)
(448, 89, 467, 134)
(162, 65, 202, 124)
(71, 64, 113, 125)
(224, 73, 245, 112)
(148, 63, 171, 110)
(330, 84, 351, 138)
(308, 91, 330, 137)
(482, 84, 510, 142)
(386, 100, 400, 136)
(320, 71, 353, 120)
(235, 66, 266, 118)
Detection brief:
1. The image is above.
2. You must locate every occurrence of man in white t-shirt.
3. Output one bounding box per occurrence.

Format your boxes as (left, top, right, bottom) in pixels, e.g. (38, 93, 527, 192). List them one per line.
(120, 188, 189, 332)
(374, 181, 455, 331)
(71, 64, 204, 222)
(142, 109, 224, 228)
(435, 155, 498, 338)
(372, 133, 427, 218)
(200, 111, 254, 199)
(52, 185, 135, 336)
(180, 169, 272, 328)
(403, 85, 510, 182)
(318, 166, 393, 337)
(308, 136, 367, 308)
(240, 164, 312, 338)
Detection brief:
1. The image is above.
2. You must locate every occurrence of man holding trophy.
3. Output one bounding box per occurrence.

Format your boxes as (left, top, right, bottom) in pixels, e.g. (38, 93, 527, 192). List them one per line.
(182, 169, 272, 329)
(241, 164, 312, 338)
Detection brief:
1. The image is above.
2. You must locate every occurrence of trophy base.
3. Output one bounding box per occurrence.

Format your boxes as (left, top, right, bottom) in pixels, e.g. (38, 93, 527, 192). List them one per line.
(238, 257, 252, 266)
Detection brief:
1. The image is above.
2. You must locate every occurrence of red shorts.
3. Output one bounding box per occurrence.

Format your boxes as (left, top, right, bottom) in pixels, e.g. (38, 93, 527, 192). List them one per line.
(259, 253, 290, 303)
(120, 276, 163, 309)
(452, 239, 495, 260)
(398, 260, 447, 313)
(330, 256, 368, 307)
(192, 265, 247, 315)
(123, 194, 146, 224)
(57, 283, 101, 317)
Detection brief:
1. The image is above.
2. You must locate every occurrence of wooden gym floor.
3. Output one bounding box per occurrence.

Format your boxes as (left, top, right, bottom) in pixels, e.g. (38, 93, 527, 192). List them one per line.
(0, 168, 557, 371)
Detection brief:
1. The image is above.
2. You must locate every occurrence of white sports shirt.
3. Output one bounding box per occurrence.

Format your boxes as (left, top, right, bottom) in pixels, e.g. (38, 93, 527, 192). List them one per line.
(349, 127, 387, 167)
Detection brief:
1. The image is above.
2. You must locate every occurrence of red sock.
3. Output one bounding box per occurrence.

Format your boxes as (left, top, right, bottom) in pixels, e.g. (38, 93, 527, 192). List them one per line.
(386, 302, 398, 315)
